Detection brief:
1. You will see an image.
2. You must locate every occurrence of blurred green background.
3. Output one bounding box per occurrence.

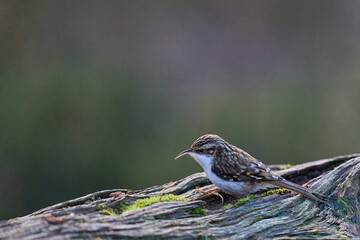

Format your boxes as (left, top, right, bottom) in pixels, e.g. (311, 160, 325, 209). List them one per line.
(1, 1, 359, 220)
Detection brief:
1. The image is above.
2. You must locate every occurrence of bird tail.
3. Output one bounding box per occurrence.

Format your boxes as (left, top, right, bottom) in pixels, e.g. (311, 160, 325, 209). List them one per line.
(272, 179, 325, 202)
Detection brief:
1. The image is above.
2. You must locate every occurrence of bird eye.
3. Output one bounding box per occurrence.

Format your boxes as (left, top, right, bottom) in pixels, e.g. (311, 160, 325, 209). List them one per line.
(198, 148, 204, 153)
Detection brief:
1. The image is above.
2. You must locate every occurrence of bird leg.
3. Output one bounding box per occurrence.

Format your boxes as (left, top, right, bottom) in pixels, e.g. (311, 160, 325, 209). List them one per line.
(196, 187, 224, 204)
(109, 191, 127, 200)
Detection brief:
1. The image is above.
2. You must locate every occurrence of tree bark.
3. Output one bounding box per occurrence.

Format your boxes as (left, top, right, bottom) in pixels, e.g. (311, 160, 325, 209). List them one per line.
(1, 153, 359, 239)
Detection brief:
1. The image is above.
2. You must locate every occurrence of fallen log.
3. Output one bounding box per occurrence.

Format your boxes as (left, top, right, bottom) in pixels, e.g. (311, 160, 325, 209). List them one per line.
(0, 153, 359, 239)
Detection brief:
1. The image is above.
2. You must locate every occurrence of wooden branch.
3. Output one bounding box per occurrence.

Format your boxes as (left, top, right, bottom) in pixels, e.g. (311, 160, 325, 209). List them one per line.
(1, 153, 359, 239)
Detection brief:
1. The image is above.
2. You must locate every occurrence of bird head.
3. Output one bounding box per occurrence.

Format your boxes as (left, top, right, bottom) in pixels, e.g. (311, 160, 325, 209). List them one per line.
(175, 134, 233, 168)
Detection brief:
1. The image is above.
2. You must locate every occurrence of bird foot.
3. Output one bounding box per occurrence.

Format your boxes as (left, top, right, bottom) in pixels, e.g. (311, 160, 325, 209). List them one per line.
(196, 187, 224, 204)
(110, 191, 126, 200)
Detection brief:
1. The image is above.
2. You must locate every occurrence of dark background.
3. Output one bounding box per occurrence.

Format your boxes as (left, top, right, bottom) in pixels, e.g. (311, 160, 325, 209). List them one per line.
(1, 1, 359, 220)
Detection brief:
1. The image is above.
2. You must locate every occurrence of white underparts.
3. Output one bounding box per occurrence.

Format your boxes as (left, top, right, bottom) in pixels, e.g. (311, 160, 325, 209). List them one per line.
(189, 153, 272, 197)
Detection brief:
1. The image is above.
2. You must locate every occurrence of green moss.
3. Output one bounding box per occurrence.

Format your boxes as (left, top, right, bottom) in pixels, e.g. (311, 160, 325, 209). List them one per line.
(260, 188, 290, 197)
(222, 204, 233, 208)
(234, 189, 290, 208)
(97, 205, 122, 215)
(235, 195, 259, 207)
(121, 194, 188, 212)
(189, 207, 207, 216)
(102, 208, 119, 215)
(98, 194, 188, 215)
(279, 164, 293, 170)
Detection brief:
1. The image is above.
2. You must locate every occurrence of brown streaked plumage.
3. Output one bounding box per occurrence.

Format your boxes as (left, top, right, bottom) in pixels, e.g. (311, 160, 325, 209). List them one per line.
(176, 134, 324, 202)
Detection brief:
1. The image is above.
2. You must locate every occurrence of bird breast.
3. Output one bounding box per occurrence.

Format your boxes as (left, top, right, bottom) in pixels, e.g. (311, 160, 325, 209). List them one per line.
(190, 152, 273, 197)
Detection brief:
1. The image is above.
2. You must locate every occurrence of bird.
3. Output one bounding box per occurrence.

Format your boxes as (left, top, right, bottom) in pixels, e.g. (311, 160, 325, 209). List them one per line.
(175, 134, 324, 202)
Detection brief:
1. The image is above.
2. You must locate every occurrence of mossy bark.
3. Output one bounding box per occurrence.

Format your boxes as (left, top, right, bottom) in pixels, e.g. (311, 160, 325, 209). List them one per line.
(0, 154, 359, 239)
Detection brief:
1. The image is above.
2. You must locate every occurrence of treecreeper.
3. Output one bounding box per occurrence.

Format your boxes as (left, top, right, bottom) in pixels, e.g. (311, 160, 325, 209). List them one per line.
(175, 134, 324, 202)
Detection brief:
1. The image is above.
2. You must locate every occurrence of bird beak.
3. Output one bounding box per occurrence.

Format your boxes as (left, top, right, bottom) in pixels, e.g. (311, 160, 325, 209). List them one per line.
(175, 149, 193, 159)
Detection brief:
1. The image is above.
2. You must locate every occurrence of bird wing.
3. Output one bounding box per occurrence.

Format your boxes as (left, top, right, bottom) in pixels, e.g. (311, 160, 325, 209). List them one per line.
(211, 148, 280, 182)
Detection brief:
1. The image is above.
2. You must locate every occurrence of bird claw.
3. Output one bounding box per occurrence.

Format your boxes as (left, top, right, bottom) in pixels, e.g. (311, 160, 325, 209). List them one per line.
(196, 187, 224, 204)
(110, 191, 126, 200)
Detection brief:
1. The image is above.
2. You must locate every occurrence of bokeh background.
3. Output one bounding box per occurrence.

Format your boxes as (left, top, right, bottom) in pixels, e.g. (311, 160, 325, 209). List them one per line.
(1, 0, 360, 220)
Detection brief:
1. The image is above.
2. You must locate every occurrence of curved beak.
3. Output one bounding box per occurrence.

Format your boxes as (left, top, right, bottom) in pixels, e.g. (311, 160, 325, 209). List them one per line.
(175, 149, 193, 159)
